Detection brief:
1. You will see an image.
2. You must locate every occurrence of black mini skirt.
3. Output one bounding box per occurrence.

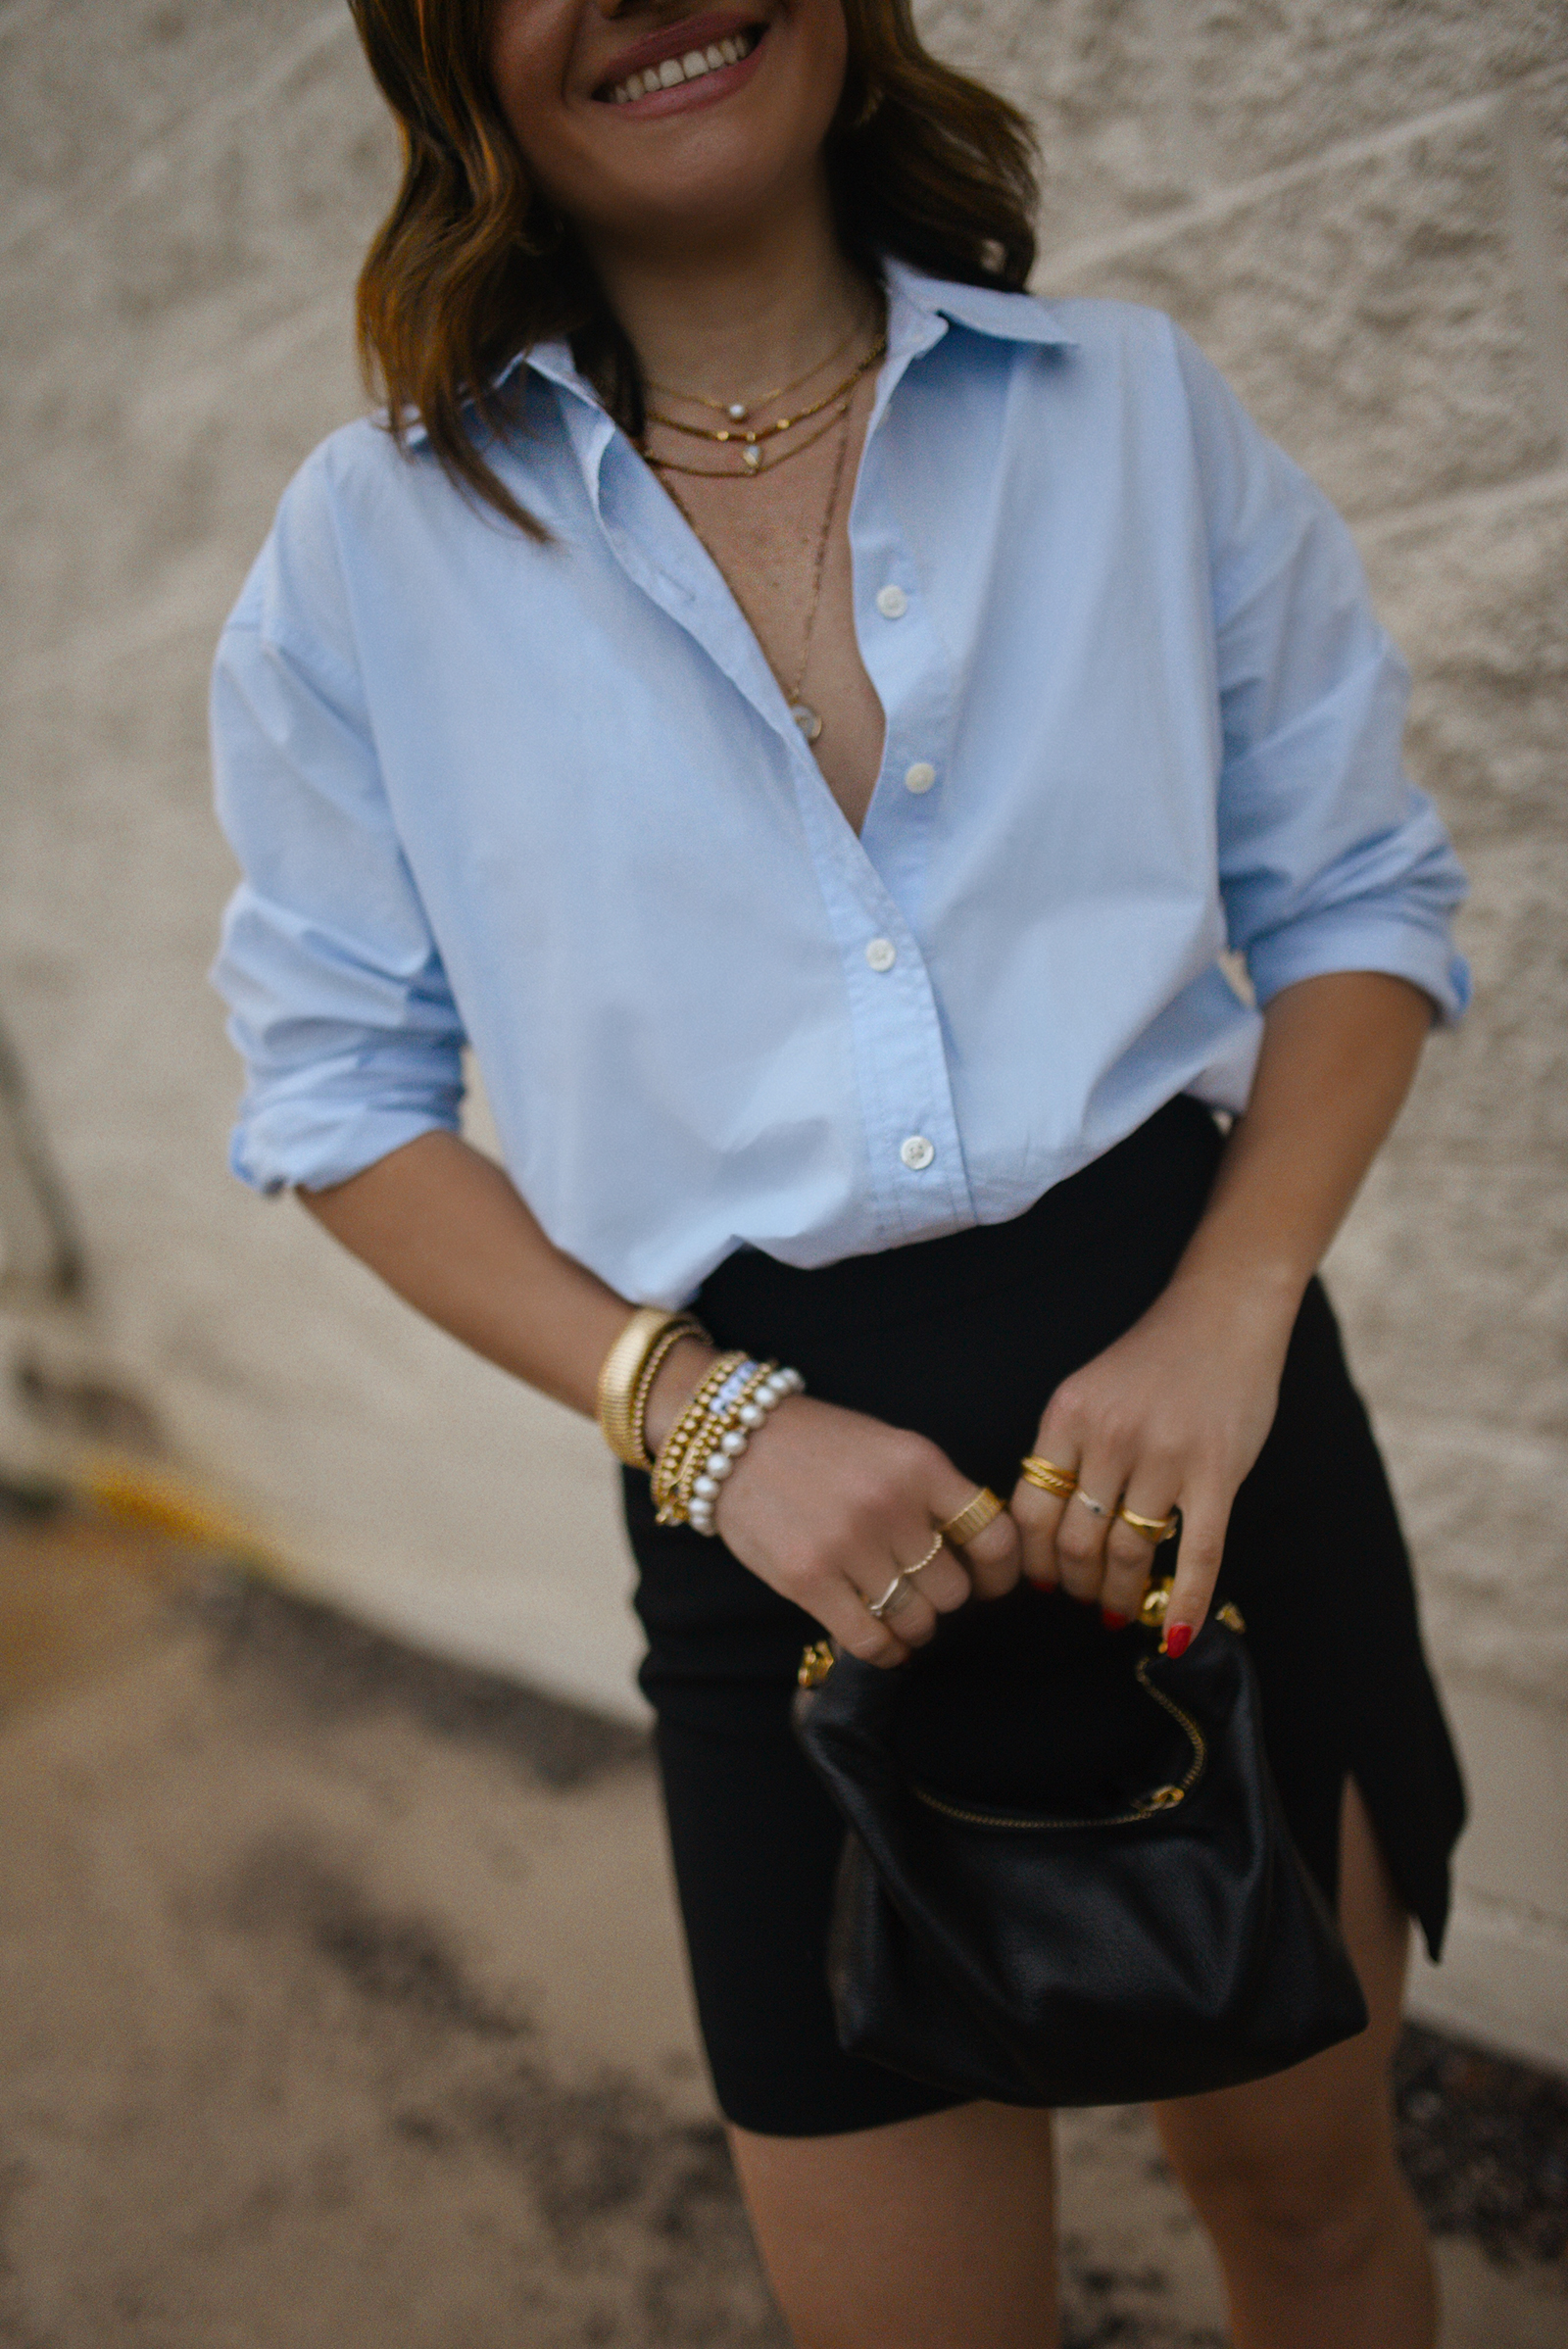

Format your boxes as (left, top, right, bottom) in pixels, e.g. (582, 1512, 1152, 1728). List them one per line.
(623, 1095, 1465, 2138)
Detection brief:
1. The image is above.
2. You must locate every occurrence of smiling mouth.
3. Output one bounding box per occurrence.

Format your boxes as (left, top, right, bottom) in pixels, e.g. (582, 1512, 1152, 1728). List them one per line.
(601, 24, 764, 106)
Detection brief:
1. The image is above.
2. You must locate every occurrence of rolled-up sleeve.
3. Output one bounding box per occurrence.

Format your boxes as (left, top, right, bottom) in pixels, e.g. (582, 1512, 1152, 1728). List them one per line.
(210, 464, 466, 1195)
(1176, 327, 1470, 1024)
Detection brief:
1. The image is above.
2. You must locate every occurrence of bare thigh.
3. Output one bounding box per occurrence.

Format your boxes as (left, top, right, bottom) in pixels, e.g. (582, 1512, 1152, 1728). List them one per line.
(1152, 1779, 1409, 2185)
(726, 1784, 1418, 2349)
(728, 2098, 1058, 2349)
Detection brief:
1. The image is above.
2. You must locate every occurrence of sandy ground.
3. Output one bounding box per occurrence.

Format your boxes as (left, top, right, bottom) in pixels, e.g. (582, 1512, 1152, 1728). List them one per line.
(0, 1495, 1563, 2348)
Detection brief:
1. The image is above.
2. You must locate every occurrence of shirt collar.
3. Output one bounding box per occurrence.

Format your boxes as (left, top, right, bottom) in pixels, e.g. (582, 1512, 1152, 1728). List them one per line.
(399, 261, 1074, 445)
(879, 258, 1077, 353)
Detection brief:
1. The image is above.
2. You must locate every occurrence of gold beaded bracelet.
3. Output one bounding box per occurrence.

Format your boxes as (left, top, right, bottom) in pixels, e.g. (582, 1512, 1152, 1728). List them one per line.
(628, 1316, 710, 1472)
(670, 1360, 779, 1519)
(652, 1352, 749, 1522)
(653, 1356, 807, 1534)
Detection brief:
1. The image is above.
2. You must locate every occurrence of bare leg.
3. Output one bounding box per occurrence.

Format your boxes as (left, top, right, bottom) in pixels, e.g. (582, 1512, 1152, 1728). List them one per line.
(728, 2098, 1058, 2349)
(1152, 1780, 1436, 2349)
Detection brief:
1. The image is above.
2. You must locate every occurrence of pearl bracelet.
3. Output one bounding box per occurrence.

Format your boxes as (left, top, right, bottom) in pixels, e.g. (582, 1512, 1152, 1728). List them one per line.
(653, 1357, 806, 1535)
(686, 1362, 805, 1535)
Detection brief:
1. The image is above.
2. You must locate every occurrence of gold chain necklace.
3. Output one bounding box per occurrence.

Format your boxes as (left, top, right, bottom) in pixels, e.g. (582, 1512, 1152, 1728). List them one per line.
(662, 403, 852, 744)
(643, 398, 852, 481)
(646, 317, 861, 425)
(644, 337, 885, 471)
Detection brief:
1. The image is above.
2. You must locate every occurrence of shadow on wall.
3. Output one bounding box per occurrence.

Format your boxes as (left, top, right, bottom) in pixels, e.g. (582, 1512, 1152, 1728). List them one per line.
(0, 1007, 168, 1457)
(0, 1011, 81, 1304)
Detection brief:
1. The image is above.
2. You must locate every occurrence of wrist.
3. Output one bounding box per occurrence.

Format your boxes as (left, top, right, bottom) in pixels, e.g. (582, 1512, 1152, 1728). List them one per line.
(1160, 1255, 1307, 1345)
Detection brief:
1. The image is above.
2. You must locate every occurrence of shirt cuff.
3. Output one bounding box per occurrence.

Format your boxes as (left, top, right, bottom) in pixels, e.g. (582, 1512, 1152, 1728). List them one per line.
(228, 1100, 463, 1196)
(1246, 909, 1471, 1028)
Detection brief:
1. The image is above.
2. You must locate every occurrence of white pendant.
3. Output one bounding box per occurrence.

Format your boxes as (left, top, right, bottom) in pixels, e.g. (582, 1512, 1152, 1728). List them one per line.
(742, 446, 761, 471)
(791, 702, 823, 742)
(727, 402, 747, 420)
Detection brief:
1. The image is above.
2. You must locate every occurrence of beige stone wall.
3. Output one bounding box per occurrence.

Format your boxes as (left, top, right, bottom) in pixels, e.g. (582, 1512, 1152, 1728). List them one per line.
(0, 1, 1563, 2065)
(913, 4, 1568, 2063)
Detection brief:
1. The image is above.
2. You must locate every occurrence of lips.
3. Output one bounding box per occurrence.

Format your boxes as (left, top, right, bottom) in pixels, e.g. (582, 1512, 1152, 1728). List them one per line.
(594, 15, 766, 106)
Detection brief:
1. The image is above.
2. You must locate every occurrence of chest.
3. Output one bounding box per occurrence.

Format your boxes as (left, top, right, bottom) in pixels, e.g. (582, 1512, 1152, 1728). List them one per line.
(652, 392, 887, 835)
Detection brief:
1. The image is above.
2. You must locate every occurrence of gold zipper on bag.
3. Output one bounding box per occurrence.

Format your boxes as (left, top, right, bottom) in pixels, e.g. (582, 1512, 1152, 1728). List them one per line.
(908, 1660, 1208, 1832)
(796, 1577, 1243, 1828)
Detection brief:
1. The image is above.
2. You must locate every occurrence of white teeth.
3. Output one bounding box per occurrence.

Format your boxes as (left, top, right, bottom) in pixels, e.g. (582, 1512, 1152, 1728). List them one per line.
(607, 27, 757, 102)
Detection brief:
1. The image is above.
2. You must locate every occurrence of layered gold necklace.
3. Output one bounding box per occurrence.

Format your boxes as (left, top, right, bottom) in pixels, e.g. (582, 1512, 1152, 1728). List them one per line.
(640, 333, 886, 477)
(662, 404, 852, 742)
(640, 311, 885, 741)
(645, 318, 861, 426)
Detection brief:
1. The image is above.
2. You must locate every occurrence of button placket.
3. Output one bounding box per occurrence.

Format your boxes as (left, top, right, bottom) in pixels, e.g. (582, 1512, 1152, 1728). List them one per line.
(778, 398, 969, 1242)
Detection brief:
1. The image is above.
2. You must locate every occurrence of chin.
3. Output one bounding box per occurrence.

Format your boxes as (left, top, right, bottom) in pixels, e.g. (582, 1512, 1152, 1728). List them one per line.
(556, 9, 847, 250)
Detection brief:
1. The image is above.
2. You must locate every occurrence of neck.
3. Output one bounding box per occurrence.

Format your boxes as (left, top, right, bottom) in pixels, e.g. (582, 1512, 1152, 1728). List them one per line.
(582, 172, 872, 403)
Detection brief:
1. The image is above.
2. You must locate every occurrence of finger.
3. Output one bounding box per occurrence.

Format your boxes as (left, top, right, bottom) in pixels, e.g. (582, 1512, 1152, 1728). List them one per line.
(1010, 1430, 1082, 1587)
(854, 1537, 956, 1635)
(1052, 1451, 1126, 1604)
(1009, 1476, 1069, 1586)
(810, 1580, 910, 1670)
(878, 1575, 939, 1646)
(1159, 1485, 1232, 1659)
(1100, 1485, 1179, 1627)
(924, 1456, 1008, 1588)
(906, 1542, 972, 1617)
(955, 1505, 1021, 1600)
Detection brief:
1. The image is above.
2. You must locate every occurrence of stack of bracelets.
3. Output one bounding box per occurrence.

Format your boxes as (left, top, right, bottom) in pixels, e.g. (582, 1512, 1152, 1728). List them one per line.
(595, 1306, 806, 1536)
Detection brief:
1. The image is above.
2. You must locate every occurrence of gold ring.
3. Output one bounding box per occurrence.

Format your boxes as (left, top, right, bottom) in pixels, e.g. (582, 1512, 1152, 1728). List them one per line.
(903, 1532, 946, 1578)
(1116, 1504, 1179, 1545)
(937, 1489, 1004, 1546)
(1019, 1455, 1077, 1498)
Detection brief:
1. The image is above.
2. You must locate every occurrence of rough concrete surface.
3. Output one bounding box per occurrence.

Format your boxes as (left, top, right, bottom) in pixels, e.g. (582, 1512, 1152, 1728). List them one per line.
(2, 1506, 1565, 2349)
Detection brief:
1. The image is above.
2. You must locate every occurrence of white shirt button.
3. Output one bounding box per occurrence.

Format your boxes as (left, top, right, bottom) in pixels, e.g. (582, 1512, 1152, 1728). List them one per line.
(904, 761, 937, 795)
(900, 1135, 936, 1171)
(875, 584, 908, 619)
(864, 937, 897, 972)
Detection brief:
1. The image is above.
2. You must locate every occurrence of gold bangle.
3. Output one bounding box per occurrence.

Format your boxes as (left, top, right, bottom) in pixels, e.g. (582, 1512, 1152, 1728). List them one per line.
(598, 1307, 700, 1467)
(937, 1489, 1004, 1547)
(628, 1316, 709, 1471)
(1116, 1504, 1179, 1546)
(1019, 1455, 1078, 1499)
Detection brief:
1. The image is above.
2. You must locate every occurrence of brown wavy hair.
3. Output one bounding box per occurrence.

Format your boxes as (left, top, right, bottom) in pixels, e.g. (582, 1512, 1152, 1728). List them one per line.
(349, 0, 1039, 534)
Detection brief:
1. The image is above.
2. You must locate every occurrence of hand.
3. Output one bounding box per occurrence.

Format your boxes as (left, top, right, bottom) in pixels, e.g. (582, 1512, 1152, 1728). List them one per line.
(1009, 1270, 1299, 1650)
(649, 1346, 1021, 1665)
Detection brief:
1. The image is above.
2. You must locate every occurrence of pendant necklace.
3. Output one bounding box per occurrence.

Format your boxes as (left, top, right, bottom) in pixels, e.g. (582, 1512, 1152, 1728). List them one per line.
(646, 317, 861, 426)
(784, 406, 852, 741)
(642, 336, 886, 473)
(643, 396, 852, 481)
(663, 402, 852, 744)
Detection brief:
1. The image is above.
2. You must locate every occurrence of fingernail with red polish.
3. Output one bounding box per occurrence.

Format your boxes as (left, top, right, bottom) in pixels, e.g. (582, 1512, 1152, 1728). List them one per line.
(1101, 1606, 1128, 1631)
(1162, 1622, 1194, 1659)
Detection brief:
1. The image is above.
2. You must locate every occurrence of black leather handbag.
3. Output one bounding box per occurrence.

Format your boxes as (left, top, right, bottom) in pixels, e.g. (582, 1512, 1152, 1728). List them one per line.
(791, 1580, 1368, 2106)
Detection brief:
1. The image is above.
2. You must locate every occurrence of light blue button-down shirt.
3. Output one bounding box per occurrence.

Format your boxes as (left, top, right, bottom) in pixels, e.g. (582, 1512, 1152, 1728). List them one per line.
(211, 262, 1468, 1306)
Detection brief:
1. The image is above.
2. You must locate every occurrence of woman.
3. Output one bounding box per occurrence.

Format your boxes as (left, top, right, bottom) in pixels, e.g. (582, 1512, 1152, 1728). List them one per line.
(210, 0, 1469, 2340)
